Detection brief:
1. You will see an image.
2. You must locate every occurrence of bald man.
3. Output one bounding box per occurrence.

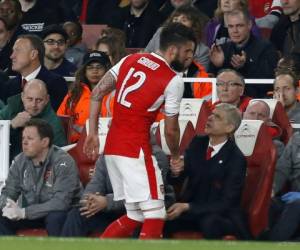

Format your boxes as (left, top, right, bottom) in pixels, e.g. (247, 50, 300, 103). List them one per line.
(0, 79, 66, 161)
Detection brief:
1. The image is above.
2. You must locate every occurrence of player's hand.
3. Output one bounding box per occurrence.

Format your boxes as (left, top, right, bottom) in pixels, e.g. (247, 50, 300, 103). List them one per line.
(209, 44, 225, 67)
(83, 134, 99, 160)
(11, 111, 31, 129)
(80, 193, 107, 218)
(167, 203, 189, 220)
(170, 156, 184, 177)
(230, 51, 246, 69)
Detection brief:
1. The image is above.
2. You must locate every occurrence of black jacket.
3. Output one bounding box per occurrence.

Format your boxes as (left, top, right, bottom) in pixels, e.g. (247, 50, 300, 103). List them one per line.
(0, 66, 68, 111)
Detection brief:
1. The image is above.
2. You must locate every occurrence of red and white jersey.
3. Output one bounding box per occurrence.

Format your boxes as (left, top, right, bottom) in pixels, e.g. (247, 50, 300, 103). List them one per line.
(249, 0, 282, 18)
(104, 53, 183, 158)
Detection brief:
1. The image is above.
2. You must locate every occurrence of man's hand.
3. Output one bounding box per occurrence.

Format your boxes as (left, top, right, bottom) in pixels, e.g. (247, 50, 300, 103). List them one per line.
(281, 192, 300, 204)
(2, 198, 25, 221)
(209, 44, 225, 67)
(230, 51, 246, 69)
(11, 111, 31, 129)
(170, 156, 184, 177)
(167, 203, 189, 220)
(80, 193, 108, 218)
(83, 134, 100, 160)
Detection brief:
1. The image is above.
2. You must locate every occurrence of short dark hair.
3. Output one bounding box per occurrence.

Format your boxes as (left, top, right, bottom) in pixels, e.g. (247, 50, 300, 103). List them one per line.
(24, 119, 54, 147)
(159, 22, 197, 52)
(17, 34, 45, 64)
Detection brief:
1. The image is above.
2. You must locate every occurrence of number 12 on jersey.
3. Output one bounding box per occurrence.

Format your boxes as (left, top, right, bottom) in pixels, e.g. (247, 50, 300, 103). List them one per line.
(117, 67, 146, 108)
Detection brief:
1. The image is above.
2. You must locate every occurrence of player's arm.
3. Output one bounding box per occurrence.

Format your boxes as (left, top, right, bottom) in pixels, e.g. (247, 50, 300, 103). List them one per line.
(164, 75, 184, 162)
(83, 71, 116, 159)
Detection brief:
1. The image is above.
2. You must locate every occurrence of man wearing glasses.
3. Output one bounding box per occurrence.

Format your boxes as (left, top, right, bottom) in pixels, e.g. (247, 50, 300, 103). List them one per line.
(41, 24, 77, 77)
(211, 69, 252, 113)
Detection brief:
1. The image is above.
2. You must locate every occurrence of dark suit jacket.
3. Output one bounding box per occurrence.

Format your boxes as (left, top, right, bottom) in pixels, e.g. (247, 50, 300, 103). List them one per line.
(0, 66, 68, 111)
(168, 135, 249, 238)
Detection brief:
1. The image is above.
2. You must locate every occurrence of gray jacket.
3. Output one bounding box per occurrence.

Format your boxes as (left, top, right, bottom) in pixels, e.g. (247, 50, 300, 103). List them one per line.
(0, 146, 82, 220)
(273, 132, 300, 195)
(84, 143, 176, 213)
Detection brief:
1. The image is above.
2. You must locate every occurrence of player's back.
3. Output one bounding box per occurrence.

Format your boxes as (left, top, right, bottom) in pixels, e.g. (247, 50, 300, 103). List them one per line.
(105, 53, 177, 157)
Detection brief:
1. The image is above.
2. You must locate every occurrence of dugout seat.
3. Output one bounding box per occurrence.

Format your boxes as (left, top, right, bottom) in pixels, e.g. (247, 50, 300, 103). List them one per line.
(171, 120, 277, 240)
(179, 98, 211, 135)
(249, 99, 293, 144)
(155, 119, 196, 156)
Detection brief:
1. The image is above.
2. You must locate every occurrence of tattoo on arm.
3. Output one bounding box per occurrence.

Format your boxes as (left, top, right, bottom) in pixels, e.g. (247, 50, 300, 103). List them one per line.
(91, 71, 116, 101)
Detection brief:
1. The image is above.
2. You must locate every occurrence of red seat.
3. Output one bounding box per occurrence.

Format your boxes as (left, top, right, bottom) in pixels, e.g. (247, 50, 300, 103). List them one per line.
(155, 119, 196, 156)
(16, 228, 48, 237)
(250, 99, 293, 144)
(82, 24, 107, 49)
(179, 98, 211, 135)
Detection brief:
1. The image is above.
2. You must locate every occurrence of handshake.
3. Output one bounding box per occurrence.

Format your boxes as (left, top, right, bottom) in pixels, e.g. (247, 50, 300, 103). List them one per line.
(2, 198, 25, 221)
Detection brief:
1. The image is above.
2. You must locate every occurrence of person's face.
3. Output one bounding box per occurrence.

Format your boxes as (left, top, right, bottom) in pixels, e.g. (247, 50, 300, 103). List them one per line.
(220, 0, 241, 13)
(21, 86, 49, 116)
(130, 0, 148, 9)
(171, 0, 191, 8)
(96, 43, 113, 65)
(0, 19, 9, 47)
(281, 0, 300, 16)
(216, 71, 244, 104)
(274, 74, 298, 108)
(0, 0, 19, 29)
(227, 13, 251, 44)
(22, 126, 48, 159)
(43, 33, 67, 62)
(10, 38, 36, 73)
(170, 41, 195, 72)
(204, 108, 234, 136)
(63, 23, 79, 47)
(85, 62, 106, 85)
(243, 102, 270, 122)
(172, 14, 192, 28)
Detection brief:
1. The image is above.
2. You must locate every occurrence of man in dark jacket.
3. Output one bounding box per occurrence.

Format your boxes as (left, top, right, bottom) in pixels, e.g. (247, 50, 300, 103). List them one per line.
(209, 9, 278, 98)
(0, 34, 68, 111)
(165, 103, 250, 239)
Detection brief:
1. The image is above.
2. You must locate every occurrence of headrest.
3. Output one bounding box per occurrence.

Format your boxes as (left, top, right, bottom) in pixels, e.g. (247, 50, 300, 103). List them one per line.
(234, 120, 263, 156)
(249, 99, 278, 119)
(179, 98, 204, 128)
(86, 118, 111, 154)
(159, 119, 192, 155)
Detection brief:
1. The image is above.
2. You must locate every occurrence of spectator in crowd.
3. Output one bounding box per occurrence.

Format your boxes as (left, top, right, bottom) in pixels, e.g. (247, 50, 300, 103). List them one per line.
(0, 0, 27, 74)
(165, 103, 249, 239)
(0, 118, 81, 236)
(273, 70, 300, 123)
(0, 34, 68, 111)
(19, 0, 76, 33)
(95, 35, 127, 66)
(0, 69, 8, 108)
(145, 5, 210, 69)
(209, 9, 278, 97)
(41, 24, 77, 77)
(269, 131, 300, 241)
(109, 0, 163, 48)
(63, 21, 87, 68)
(271, 0, 300, 56)
(0, 79, 67, 161)
(61, 134, 175, 237)
(243, 100, 285, 157)
(0, 17, 11, 61)
(57, 51, 111, 143)
(205, 0, 261, 48)
(211, 69, 252, 112)
(194, 0, 218, 18)
(249, 0, 282, 28)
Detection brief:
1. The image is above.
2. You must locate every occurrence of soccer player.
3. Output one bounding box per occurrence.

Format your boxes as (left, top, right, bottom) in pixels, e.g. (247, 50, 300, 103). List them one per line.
(83, 23, 196, 239)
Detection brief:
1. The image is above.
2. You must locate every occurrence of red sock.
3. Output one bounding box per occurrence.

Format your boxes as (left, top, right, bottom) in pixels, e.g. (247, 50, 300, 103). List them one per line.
(100, 215, 142, 238)
(139, 219, 165, 239)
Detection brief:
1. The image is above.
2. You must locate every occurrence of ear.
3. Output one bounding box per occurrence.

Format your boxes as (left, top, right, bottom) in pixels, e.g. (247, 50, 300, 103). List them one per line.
(167, 45, 178, 60)
(41, 137, 50, 148)
(225, 123, 235, 134)
(239, 85, 245, 96)
(30, 49, 38, 60)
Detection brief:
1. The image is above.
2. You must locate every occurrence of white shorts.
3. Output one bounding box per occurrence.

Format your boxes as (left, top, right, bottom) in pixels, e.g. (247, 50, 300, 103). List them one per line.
(105, 150, 164, 203)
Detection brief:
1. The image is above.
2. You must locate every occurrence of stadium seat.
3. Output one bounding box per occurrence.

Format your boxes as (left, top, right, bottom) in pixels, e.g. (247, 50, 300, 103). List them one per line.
(179, 98, 211, 135)
(249, 99, 293, 144)
(82, 24, 107, 49)
(235, 120, 277, 238)
(155, 119, 196, 156)
(171, 120, 276, 240)
(58, 115, 72, 144)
